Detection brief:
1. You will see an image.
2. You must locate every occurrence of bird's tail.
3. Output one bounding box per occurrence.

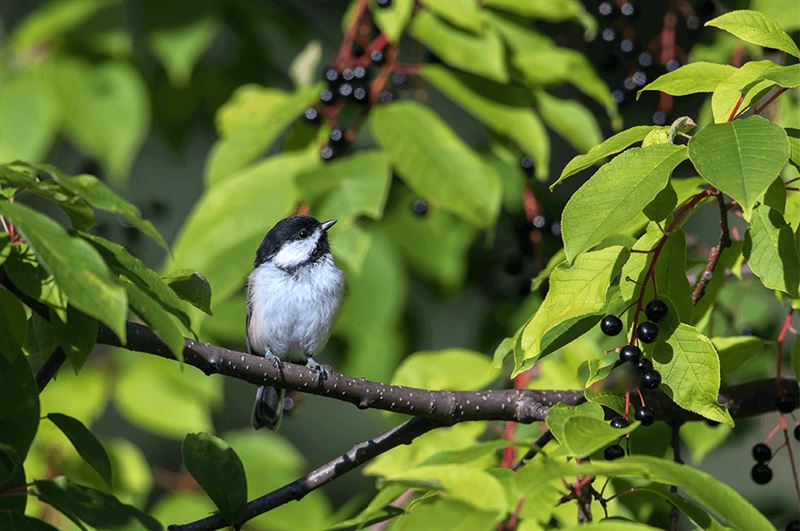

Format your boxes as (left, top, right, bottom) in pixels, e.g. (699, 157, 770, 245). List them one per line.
(251, 385, 285, 430)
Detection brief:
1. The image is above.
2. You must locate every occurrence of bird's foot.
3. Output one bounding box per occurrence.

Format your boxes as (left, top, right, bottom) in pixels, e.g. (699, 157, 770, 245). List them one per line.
(306, 358, 327, 383)
(265, 351, 282, 370)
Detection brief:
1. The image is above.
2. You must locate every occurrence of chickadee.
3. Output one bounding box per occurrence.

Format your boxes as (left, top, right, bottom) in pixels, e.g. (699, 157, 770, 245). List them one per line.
(247, 215, 345, 430)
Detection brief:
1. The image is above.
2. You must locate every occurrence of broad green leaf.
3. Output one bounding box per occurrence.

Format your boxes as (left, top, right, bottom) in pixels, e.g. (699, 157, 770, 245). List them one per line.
(34, 477, 162, 531)
(554, 125, 657, 187)
(40, 165, 167, 249)
(519, 246, 626, 372)
(545, 401, 604, 445)
(147, 8, 218, 87)
(47, 413, 112, 487)
(370, 0, 414, 42)
(205, 84, 322, 185)
(646, 303, 733, 426)
(216, 86, 288, 135)
(790, 129, 800, 168)
(711, 60, 777, 122)
(644, 182, 678, 221)
(54, 58, 149, 182)
(482, 0, 596, 36)
(0, 514, 58, 531)
(392, 349, 499, 390)
(123, 279, 185, 360)
(168, 150, 315, 305)
(371, 102, 501, 227)
(0, 67, 61, 163)
(0, 286, 27, 362)
(0, 202, 127, 340)
(410, 11, 507, 82)
(744, 204, 799, 296)
(423, 65, 549, 179)
(743, 63, 800, 95)
(0, 349, 38, 484)
(330, 221, 373, 275)
(706, 10, 800, 58)
(536, 90, 602, 154)
(560, 523, 660, 531)
(392, 498, 497, 531)
(163, 271, 212, 315)
(562, 144, 687, 262)
(421, 0, 482, 32)
(561, 416, 639, 457)
(50, 307, 97, 372)
(23, 313, 56, 359)
(639, 63, 736, 97)
(9, 0, 111, 50)
(151, 492, 214, 530)
(712, 336, 768, 373)
(680, 422, 732, 464)
(296, 151, 391, 220)
(689, 116, 789, 216)
(183, 433, 248, 524)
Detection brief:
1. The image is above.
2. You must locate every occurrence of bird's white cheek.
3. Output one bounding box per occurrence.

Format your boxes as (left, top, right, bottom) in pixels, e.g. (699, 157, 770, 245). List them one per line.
(272, 234, 319, 268)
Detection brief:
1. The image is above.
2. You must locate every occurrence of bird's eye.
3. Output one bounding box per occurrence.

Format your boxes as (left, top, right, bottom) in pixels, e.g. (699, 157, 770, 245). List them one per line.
(299, 229, 309, 239)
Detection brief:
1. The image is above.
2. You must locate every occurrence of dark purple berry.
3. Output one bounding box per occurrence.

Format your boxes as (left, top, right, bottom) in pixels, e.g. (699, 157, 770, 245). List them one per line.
(351, 42, 364, 57)
(338, 83, 354, 98)
(601, 27, 617, 44)
(634, 406, 655, 426)
(324, 68, 340, 85)
(620, 1, 637, 18)
(610, 417, 630, 429)
(636, 357, 653, 372)
(341, 69, 355, 82)
(653, 111, 667, 125)
(532, 215, 546, 229)
(641, 369, 661, 390)
(619, 345, 642, 364)
(376, 0, 392, 8)
(645, 300, 668, 322)
(329, 128, 346, 146)
(353, 66, 367, 80)
(794, 424, 800, 441)
(604, 444, 625, 460)
(370, 50, 385, 65)
(303, 107, 320, 123)
(776, 393, 797, 413)
(379, 89, 394, 104)
(353, 87, 368, 103)
(597, 2, 615, 18)
(786, 519, 800, 531)
(320, 145, 335, 162)
(520, 155, 534, 177)
(751, 443, 771, 462)
(320, 89, 335, 105)
(751, 463, 772, 485)
(637, 321, 658, 343)
(391, 72, 407, 86)
(600, 315, 623, 337)
(411, 199, 428, 216)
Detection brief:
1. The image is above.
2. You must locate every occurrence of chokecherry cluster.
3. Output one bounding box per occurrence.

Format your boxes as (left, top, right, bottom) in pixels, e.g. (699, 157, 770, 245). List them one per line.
(750, 442, 773, 485)
(604, 416, 630, 460)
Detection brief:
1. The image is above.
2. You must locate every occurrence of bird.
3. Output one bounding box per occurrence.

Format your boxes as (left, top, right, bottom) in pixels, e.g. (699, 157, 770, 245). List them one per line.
(246, 215, 345, 430)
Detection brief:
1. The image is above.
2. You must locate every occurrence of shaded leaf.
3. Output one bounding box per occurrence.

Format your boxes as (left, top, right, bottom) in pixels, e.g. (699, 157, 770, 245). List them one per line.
(370, 0, 414, 42)
(122, 279, 185, 360)
(50, 307, 97, 372)
(0, 285, 28, 362)
(0, 67, 61, 163)
(183, 433, 247, 524)
(420, 0, 481, 32)
(713, 336, 768, 373)
(744, 204, 799, 296)
(639, 63, 736, 97)
(47, 413, 112, 487)
(0, 349, 38, 485)
(163, 271, 212, 315)
(147, 7, 218, 87)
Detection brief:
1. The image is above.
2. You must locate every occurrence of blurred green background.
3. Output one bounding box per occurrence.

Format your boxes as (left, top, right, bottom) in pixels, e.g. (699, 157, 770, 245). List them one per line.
(1, 0, 799, 528)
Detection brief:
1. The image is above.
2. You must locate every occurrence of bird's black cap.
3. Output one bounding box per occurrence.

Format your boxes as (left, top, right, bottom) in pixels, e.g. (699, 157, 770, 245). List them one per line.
(255, 216, 335, 267)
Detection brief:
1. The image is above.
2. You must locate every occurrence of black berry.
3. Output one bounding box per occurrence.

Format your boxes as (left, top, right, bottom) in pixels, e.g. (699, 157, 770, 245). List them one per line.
(751, 443, 772, 463)
(645, 300, 668, 322)
(641, 369, 661, 390)
(303, 107, 320, 123)
(353, 66, 367, 80)
(637, 321, 659, 343)
(751, 463, 772, 485)
(794, 424, 800, 441)
(329, 128, 346, 146)
(411, 199, 429, 216)
(324, 68, 340, 85)
(610, 417, 630, 429)
(353, 87, 368, 103)
(370, 50, 385, 65)
(634, 406, 655, 426)
(391, 72, 407, 87)
(351, 42, 364, 57)
(620, 1, 637, 18)
(320, 145, 335, 162)
(597, 2, 615, 18)
(653, 111, 667, 125)
(379, 89, 394, 104)
(520, 155, 534, 177)
(786, 519, 800, 531)
(600, 315, 623, 337)
(601, 27, 617, 44)
(619, 345, 642, 364)
(341, 69, 355, 82)
(636, 357, 653, 372)
(376, 0, 392, 8)
(338, 83, 354, 98)
(319, 89, 335, 105)
(604, 444, 625, 460)
(777, 393, 797, 413)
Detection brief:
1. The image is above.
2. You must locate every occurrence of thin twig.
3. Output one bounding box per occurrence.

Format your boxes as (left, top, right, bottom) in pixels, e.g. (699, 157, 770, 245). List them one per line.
(691, 193, 731, 304)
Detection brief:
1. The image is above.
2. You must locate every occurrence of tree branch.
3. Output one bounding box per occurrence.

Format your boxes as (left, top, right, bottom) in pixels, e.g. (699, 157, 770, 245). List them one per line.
(691, 192, 731, 304)
(168, 416, 441, 531)
(36, 347, 67, 391)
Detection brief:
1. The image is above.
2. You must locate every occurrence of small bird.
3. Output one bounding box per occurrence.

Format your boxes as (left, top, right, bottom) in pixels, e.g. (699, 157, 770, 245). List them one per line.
(247, 215, 345, 430)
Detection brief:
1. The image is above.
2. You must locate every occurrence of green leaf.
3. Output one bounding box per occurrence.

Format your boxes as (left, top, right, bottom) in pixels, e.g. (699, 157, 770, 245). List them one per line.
(205, 84, 322, 186)
(0, 202, 127, 341)
(47, 413, 112, 487)
(420, 0, 482, 32)
(371, 102, 501, 227)
(41, 165, 167, 249)
(638, 63, 736, 97)
(560, 523, 660, 531)
(34, 477, 162, 531)
(9, 0, 111, 50)
(561, 416, 639, 457)
(296, 151, 391, 221)
(0, 514, 59, 531)
(706, 10, 800, 58)
(54, 58, 149, 182)
(744, 204, 799, 296)
(0, 286, 28, 362)
(520, 246, 627, 371)
(482, 0, 595, 36)
(4, 245, 68, 320)
(562, 144, 687, 262)
(370, 0, 414, 42)
(422, 65, 549, 179)
(710, 60, 776, 123)
(122, 279, 185, 360)
(169, 150, 315, 306)
(545, 401, 605, 445)
(409, 11, 507, 82)
(688, 116, 790, 216)
(215, 86, 288, 135)
(0, 67, 61, 164)
(554, 125, 657, 187)
(0, 348, 38, 485)
(713, 336, 768, 373)
(536, 90, 602, 154)
(391, 349, 499, 390)
(163, 271, 212, 315)
(50, 307, 97, 372)
(147, 7, 218, 87)
(680, 422, 732, 465)
(182, 432, 248, 525)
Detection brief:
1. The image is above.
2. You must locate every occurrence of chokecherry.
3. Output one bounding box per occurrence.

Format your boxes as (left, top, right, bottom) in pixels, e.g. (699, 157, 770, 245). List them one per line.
(324, 67, 340, 85)
(520, 155, 534, 177)
(795, 424, 800, 441)
(303, 107, 320, 123)
(641, 369, 661, 390)
(376, 0, 392, 7)
(353, 87, 368, 103)
(604, 444, 625, 460)
(751, 443, 772, 462)
(412, 199, 429, 216)
(370, 50, 385, 65)
(329, 128, 346, 146)
(634, 406, 655, 426)
(637, 321, 659, 343)
(338, 83, 354, 98)
(751, 463, 773, 485)
(619, 345, 642, 364)
(636, 357, 653, 372)
(786, 519, 800, 531)
(645, 300, 668, 322)
(776, 392, 797, 413)
(600, 315, 623, 336)
(320, 145, 335, 162)
(319, 89, 335, 105)
(610, 417, 630, 429)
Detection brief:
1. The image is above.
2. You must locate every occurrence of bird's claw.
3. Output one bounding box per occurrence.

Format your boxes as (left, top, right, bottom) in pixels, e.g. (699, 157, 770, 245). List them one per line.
(306, 358, 327, 383)
(265, 351, 282, 369)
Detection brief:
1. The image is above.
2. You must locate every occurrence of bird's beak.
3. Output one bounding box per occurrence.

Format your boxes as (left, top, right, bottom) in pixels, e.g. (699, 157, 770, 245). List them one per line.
(321, 219, 337, 232)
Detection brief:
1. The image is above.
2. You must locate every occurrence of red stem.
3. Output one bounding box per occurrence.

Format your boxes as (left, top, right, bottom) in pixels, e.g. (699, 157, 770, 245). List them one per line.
(335, 0, 369, 69)
(727, 94, 745, 122)
(776, 309, 794, 394)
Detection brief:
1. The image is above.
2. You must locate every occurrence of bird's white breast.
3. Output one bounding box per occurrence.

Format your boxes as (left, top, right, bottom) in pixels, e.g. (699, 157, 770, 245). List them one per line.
(247, 254, 344, 363)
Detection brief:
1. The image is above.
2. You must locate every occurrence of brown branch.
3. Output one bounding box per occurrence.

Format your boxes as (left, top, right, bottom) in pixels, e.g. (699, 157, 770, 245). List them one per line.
(36, 347, 67, 392)
(691, 193, 731, 304)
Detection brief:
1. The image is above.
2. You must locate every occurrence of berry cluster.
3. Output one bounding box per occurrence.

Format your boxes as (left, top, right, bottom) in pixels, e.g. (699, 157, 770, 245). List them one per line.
(603, 416, 630, 460)
(750, 442, 773, 485)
